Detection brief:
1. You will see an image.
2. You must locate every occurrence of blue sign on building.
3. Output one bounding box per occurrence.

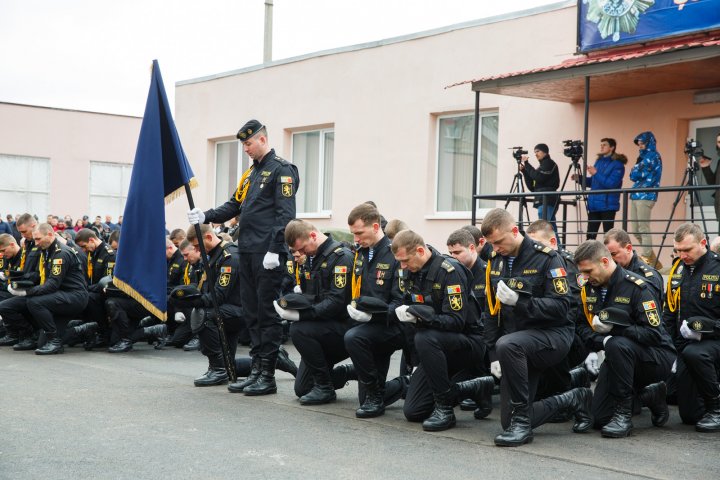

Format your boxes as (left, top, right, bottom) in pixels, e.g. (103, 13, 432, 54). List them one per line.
(578, 0, 720, 52)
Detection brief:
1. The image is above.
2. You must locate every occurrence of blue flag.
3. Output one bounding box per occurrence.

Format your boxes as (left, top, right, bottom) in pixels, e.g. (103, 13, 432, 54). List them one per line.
(113, 60, 196, 321)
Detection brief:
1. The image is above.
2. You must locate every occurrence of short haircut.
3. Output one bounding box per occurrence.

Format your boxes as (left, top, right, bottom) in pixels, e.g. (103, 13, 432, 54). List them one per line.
(16, 213, 36, 227)
(0, 233, 17, 248)
(391, 230, 424, 254)
(347, 203, 381, 226)
(35, 223, 54, 236)
(526, 220, 556, 239)
(385, 219, 409, 240)
(75, 228, 99, 244)
(446, 229, 475, 248)
(108, 229, 120, 245)
(480, 208, 515, 237)
(574, 240, 610, 264)
(600, 138, 617, 149)
(284, 219, 315, 246)
(179, 239, 193, 251)
(461, 224, 483, 245)
(674, 222, 705, 243)
(603, 228, 631, 247)
(169, 228, 186, 241)
(166, 237, 175, 248)
(186, 224, 213, 242)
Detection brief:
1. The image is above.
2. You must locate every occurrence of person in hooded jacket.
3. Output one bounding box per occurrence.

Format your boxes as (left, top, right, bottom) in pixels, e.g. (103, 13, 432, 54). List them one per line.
(629, 131, 663, 269)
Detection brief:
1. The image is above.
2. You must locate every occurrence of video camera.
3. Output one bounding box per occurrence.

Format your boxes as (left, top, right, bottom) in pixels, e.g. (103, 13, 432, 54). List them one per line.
(685, 138, 704, 159)
(511, 146, 528, 163)
(563, 140, 584, 162)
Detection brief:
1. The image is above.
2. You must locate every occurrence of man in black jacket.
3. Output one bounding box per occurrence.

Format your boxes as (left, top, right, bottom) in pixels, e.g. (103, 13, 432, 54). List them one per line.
(521, 143, 560, 238)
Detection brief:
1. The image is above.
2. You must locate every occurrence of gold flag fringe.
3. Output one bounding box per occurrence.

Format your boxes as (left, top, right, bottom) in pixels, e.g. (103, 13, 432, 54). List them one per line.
(165, 177, 198, 205)
(113, 277, 167, 322)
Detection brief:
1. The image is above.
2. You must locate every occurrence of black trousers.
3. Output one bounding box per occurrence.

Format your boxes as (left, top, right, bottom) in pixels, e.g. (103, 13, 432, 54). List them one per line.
(0, 290, 88, 336)
(677, 340, 720, 424)
(586, 210, 616, 240)
(167, 309, 194, 347)
(496, 327, 573, 429)
(197, 305, 244, 368)
(84, 291, 108, 328)
(291, 319, 350, 397)
(344, 321, 406, 386)
(535, 333, 589, 400)
(591, 336, 674, 427)
(404, 330, 486, 422)
(239, 252, 284, 361)
(106, 296, 151, 342)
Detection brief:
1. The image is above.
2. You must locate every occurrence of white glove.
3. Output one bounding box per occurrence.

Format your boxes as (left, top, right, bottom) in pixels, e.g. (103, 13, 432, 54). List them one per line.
(496, 280, 519, 306)
(293, 284, 303, 294)
(8, 285, 26, 297)
(584, 352, 599, 376)
(680, 319, 702, 341)
(174, 312, 186, 323)
(592, 314, 613, 334)
(347, 304, 372, 322)
(273, 300, 300, 321)
(603, 335, 613, 347)
(0, 272, 6, 281)
(395, 305, 417, 324)
(263, 252, 280, 270)
(490, 360, 502, 379)
(187, 208, 205, 225)
(671, 359, 677, 374)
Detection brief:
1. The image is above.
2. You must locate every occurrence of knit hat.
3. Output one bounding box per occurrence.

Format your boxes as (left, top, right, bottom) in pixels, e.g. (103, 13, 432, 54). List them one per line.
(534, 143, 549, 154)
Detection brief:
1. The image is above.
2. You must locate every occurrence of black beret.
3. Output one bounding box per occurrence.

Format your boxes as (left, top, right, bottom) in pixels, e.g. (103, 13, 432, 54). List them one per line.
(351, 296, 389, 314)
(504, 277, 532, 295)
(11, 280, 34, 290)
(687, 316, 717, 333)
(408, 305, 436, 323)
(597, 307, 631, 327)
(278, 293, 314, 310)
(236, 119, 264, 141)
(170, 285, 201, 300)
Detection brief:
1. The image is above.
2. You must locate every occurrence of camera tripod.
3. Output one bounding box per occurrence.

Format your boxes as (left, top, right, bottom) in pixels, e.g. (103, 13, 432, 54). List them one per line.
(504, 159, 531, 231)
(657, 152, 709, 261)
(559, 158, 585, 245)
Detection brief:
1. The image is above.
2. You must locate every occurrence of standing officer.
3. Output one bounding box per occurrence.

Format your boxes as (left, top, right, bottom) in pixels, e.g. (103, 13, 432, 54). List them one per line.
(344, 203, 407, 417)
(664, 222, 720, 432)
(392, 230, 491, 432)
(603, 228, 663, 298)
(188, 120, 299, 396)
(274, 220, 353, 404)
(481, 208, 591, 447)
(0, 223, 88, 354)
(575, 240, 675, 438)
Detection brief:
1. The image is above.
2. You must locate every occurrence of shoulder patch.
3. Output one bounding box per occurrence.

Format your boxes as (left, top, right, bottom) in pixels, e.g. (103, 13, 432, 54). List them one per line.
(440, 260, 455, 272)
(534, 244, 553, 254)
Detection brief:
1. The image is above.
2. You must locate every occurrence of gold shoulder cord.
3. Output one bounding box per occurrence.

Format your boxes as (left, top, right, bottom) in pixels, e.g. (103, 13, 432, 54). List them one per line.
(580, 285, 594, 330)
(198, 272, 206, 290)
(39, 251, 46, 285)
(87, 253, 93, 280)
(485, 260, 501, 315)
(234, 166, 254, 203)
(351, 250, 361, 300)
(666, 259, 682, 313)
(183, 263, 191, 285)
(295, 262, 300, 286)
(19, 244, 27, 270)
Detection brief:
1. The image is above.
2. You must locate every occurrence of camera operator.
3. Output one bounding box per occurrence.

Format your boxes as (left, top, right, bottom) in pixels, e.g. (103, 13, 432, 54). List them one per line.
(521, 144, 560, 237)
(699, 132, 720, 222)
(629, 131, 663, 269)
(573, 138, 627, 239)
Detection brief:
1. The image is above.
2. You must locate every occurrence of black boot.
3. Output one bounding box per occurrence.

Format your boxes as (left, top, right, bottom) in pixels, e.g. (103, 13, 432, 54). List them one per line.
(194, 365, 229, 387)
(299, 374, 336, 405)
(570, 366, 591, 389)
(183, 337, 200, 351)
(0, 334, 19, 346)
(228, 356, 261, 393)
(639, 381, 669, 427)
(13, 333, 38, 351)
(696, 395, 720, 432)
(244, 358, 277, 396)
(144, 324, 168, 349)
(356, 380, 385, 418)
(84, 331, 109, 351)
(422, 389, 457, 432)
(276, 346, 298, 377)
(139, 316, 156, 328)
(74, 322, 98, 345)
(601, 398, 633, 438)
(456, 376, 494, 420)
(495, 402, 533, 446)
(64, 320, 84, 347)
(551, 387, 593, 433)
(108, 338, 133, 353)
(35, 334, 64, 355)
(384, 375, 410, 407)
(332, 363, 357, 389)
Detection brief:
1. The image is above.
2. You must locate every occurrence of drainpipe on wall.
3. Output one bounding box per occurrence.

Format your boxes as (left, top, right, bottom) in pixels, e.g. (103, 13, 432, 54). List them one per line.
(264, 0, 273, 64)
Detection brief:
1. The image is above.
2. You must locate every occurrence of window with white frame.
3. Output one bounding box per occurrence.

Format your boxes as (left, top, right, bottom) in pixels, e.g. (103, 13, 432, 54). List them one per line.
(292, 129, 334, 214)
(436, 113, 498, 212)
(89, 162, 133, 218)
(0, 154, 50, 217)
(215, 140, 250, 207)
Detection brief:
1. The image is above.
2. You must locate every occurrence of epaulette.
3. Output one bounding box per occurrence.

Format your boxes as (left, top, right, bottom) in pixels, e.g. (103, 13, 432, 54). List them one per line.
(560, 249, 574, 261)
(534, 243, 553, 255)
(441, 260, 455, 272)
(624, 273, 646, 288)
(105, 244, 115, 254)
(334, 247, 344, 254)
(637, 263, 655, 277)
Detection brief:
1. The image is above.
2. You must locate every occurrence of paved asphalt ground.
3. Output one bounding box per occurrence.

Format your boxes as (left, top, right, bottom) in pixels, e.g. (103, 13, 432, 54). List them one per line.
(1, 343, 718, 480)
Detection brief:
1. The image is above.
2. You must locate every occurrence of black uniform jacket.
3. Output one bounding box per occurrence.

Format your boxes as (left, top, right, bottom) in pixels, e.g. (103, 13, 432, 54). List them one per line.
(86, 241, 116, 293)
(626, 252, 663, 298)
(198, 241, 242, 311)
(354, 235, 404, 323)
(26, 240, 87, 296)
(204, 149, 299, 254)
(167, 249, 187, 294)
(300, 237, 353, 322)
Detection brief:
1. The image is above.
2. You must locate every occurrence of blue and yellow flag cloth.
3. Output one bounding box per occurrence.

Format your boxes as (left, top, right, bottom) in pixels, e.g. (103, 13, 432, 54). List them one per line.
(113, 60, 196, 321)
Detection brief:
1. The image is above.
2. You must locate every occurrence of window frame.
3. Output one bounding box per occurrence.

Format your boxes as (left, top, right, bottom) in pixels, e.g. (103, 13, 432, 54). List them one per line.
(290, 127, 334, 217)
(88, 161, 133, 218)
(0, 154, 50, 218)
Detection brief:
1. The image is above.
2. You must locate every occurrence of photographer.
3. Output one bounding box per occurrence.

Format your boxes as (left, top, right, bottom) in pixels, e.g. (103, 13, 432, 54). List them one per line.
(699, 132, 720, 222)
(573, 138, 627, 239)
(521, 143, 560, 237)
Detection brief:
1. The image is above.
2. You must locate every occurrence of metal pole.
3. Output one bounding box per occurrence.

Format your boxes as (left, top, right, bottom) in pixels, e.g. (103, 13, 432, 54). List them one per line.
(582, 76, 590, 190)
(264, 0, 274, 64)
(184, 184, 237, 382)
(471, 90, 481, 225)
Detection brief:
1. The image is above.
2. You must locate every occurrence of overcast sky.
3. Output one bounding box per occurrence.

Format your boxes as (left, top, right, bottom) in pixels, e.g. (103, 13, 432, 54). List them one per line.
(1, 0, 560, 116)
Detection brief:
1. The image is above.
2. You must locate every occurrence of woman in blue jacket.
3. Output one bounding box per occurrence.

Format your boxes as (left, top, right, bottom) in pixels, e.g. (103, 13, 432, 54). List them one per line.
(577, 138, 627, 239)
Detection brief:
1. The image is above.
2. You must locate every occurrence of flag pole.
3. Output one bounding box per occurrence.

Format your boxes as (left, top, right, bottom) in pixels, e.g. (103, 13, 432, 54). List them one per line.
(184, 184, 237, 382)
